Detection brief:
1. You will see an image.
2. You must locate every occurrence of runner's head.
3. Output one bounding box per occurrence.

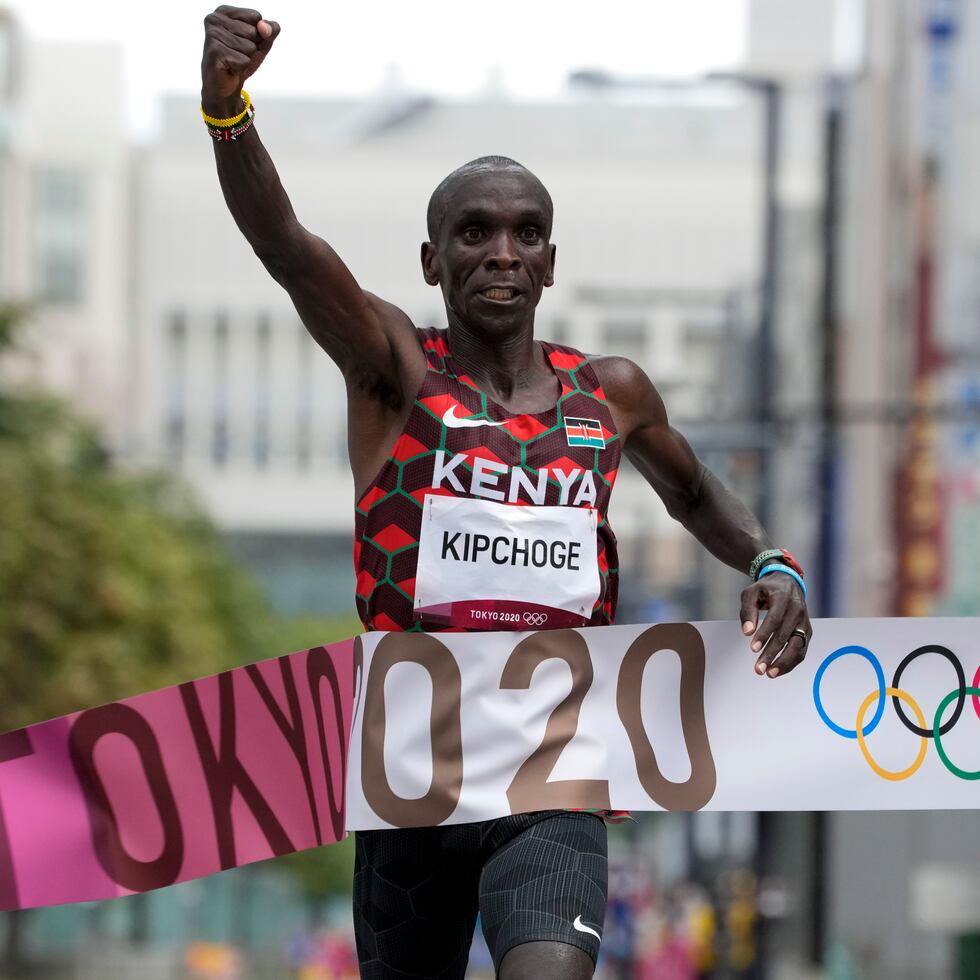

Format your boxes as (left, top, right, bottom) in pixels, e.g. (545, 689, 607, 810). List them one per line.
(422, 157, 556, 332)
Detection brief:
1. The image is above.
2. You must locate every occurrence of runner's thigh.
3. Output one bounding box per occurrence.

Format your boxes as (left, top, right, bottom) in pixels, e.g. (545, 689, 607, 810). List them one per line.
(478, 811, 608, 974)
(353, 827, 480, 979)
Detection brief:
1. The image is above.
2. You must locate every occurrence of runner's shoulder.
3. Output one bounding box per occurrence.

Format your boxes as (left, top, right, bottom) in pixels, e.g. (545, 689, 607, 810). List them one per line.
(590, 355, 660, 405)
(589, 355, 668, 437)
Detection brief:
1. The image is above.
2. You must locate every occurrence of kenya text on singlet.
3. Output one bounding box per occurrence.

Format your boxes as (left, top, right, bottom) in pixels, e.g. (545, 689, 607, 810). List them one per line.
(353, 327, 621, 633)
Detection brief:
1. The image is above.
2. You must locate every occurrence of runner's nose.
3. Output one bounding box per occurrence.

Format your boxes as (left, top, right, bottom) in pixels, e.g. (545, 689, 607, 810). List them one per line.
(484, 232, 521, 271)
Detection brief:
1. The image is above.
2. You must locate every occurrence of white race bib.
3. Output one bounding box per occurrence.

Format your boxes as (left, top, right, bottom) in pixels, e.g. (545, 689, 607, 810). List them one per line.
(414, 495, 601, 630)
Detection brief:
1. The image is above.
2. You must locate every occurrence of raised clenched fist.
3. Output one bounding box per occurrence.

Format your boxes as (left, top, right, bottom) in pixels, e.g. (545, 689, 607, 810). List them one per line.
(201, 6, 280, 112)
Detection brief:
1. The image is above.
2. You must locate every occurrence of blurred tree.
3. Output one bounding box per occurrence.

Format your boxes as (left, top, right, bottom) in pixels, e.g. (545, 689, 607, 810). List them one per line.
(0, 307, 319, 967)
(276, 837, 357, 926)
(0, 354, 272, 732)
(0, 306, 364, 967)
(270, 614, 363, 655)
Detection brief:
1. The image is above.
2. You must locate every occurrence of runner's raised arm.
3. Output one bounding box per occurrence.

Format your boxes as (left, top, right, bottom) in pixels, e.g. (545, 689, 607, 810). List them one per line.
(200, 6, 424, 420)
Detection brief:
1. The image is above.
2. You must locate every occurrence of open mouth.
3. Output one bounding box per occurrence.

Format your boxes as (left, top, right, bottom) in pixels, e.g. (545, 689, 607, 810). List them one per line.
(480, 287, 519, 301)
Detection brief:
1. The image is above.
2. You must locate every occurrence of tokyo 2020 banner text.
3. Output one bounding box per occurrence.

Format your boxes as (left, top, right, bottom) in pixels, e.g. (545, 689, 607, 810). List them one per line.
(1, 618, 978, 910)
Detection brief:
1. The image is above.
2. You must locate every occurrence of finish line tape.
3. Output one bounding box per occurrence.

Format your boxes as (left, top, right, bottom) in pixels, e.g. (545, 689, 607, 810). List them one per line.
(1, 618, 978, 910)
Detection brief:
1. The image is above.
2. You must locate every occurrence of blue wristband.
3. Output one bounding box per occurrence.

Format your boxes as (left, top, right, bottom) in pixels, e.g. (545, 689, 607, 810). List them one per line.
(757, 563, 807, 599)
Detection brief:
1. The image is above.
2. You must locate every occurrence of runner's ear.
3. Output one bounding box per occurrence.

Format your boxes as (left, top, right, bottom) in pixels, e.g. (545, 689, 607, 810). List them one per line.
(421, 242, 440, 286)
(544, 243, 557, 288)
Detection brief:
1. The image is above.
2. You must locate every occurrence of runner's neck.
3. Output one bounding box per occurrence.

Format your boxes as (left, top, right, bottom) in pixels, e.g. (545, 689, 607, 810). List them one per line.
(446, 324, 559, 412)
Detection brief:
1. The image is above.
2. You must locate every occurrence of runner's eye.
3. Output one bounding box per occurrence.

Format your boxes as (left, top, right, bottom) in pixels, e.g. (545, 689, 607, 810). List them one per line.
(521, 227, 541, 242)
(462, 227, 484, 243)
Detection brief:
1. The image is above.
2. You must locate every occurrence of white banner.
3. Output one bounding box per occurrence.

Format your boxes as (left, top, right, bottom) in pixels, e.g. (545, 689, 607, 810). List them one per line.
(345, 618, 980, 828)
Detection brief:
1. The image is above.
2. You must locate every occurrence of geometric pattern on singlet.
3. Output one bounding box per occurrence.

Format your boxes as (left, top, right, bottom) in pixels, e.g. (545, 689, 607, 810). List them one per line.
(353, 326, 621, 633)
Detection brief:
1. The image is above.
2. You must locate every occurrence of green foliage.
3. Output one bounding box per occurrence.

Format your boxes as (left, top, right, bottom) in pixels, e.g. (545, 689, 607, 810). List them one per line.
(270, 614, 364, 655)
(275, 834, 356, 901)
(0, 398, 273, 730)
(0, 305, 361, 904)
(0, 302, 34, 356)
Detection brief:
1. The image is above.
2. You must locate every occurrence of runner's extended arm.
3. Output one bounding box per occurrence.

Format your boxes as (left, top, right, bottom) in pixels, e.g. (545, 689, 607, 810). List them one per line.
(596, 355, 812, 676)
(201, 6, 423, 407)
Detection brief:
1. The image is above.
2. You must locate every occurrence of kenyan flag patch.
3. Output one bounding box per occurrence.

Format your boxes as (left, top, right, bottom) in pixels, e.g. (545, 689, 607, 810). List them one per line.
(563, 417, 605, 449)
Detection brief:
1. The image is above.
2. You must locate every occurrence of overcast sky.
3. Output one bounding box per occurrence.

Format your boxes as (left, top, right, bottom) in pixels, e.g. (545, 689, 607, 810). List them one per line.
(5, 0, 747, 135)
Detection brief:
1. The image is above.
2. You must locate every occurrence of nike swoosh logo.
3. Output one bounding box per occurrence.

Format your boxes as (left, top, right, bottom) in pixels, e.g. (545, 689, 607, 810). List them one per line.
(573, 915, 601, 941)
(442, 406, 508, 429)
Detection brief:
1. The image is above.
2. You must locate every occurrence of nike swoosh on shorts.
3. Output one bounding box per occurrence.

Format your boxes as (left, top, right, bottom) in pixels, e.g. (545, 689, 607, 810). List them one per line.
(442, 406, 508, 429)
(572, 915, 601, 941)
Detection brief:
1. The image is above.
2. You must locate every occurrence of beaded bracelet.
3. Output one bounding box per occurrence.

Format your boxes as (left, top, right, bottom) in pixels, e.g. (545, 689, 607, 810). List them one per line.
(758, 563, 807, 599)
(201, 89, 252, 128)
(748, 548, 783, 580)
(207, 103, 256, 142)
(749, 547, 806, 581)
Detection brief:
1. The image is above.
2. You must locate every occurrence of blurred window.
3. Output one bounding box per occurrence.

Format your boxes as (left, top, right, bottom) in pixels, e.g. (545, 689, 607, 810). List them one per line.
(0, 13, 15, 99)
(254, 315, 271, 469)
(165, 312, 187, 463)
(296, 322, 312, 470)
(602, 319, 647, 364)
(33, 167, 86, 305)
(212, 313, 229, 467)
(335, 387, 349, 463)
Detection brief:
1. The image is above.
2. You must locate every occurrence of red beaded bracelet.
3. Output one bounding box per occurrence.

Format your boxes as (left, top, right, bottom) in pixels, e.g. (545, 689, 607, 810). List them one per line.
(207, 104, 256, 142)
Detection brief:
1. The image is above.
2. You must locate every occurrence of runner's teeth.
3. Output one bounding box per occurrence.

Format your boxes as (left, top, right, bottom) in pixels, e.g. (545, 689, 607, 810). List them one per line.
(484, 288, 514, 300)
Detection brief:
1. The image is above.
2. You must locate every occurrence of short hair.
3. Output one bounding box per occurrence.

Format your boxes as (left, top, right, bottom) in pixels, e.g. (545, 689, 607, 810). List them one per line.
(426, 156, 553, 242)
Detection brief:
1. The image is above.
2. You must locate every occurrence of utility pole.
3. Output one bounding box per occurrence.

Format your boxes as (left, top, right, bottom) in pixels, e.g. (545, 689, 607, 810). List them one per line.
(756, 79, 782, 533)
(810, 74, 846, 971)
(707, 73, 783, 531)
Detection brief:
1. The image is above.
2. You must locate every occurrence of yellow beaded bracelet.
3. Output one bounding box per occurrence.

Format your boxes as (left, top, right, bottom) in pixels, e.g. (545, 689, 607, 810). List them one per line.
(200, 89, 252, 128)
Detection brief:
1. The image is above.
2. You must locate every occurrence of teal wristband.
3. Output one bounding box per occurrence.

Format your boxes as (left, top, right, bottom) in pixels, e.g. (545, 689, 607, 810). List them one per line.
(758, 563, 807, 599)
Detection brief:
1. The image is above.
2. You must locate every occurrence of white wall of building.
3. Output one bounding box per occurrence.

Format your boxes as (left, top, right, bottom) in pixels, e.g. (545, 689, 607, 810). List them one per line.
(0, 38, 129, 435)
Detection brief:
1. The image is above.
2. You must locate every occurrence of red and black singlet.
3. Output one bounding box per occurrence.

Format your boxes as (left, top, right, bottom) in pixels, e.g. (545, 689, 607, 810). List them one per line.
(353, 327, 621, 633)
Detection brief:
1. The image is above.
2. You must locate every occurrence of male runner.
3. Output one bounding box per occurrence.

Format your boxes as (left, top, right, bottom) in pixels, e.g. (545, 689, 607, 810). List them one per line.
(201, 8, 813, 979)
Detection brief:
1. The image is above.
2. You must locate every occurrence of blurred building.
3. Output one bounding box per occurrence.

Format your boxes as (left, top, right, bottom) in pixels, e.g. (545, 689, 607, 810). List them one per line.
(0, 14, 129, 435)
(937, 0, 980, 616)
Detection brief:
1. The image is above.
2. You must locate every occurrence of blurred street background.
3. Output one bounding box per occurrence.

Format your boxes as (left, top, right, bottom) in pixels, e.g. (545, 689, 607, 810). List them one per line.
(1, 0, 980, 976)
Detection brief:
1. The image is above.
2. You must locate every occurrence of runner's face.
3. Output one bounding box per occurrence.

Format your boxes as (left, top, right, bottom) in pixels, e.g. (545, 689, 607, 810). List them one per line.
(422, 172, 556, 331)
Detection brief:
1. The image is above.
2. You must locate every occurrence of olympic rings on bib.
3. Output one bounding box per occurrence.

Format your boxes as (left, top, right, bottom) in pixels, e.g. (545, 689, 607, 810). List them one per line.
(522, 612, 548, 627)
(813, 643, 979, 782)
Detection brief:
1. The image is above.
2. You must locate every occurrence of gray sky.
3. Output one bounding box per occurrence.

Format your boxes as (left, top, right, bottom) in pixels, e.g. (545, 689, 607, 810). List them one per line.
(6, 0, 747, 134)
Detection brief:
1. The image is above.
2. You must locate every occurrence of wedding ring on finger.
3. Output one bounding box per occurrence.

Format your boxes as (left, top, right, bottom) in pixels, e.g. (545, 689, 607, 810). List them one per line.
(791, 628, 808, 646)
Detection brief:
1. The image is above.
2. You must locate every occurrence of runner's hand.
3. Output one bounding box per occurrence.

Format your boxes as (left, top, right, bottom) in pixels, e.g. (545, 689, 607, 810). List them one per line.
(202, 6, 280, 106)
(739, 574, 812, 678)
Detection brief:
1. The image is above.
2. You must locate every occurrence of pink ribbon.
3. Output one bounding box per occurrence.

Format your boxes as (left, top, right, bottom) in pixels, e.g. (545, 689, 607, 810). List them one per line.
(0, 641, 355, 911)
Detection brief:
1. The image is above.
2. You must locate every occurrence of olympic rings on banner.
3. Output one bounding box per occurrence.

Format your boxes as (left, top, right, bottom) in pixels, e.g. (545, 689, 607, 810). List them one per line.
(856, 688, 928, 781)
(892, 645, 965, 737)
(934, 686, 980, 781)
(812, 645, 886, 739)
(813, 643, 980, 781)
